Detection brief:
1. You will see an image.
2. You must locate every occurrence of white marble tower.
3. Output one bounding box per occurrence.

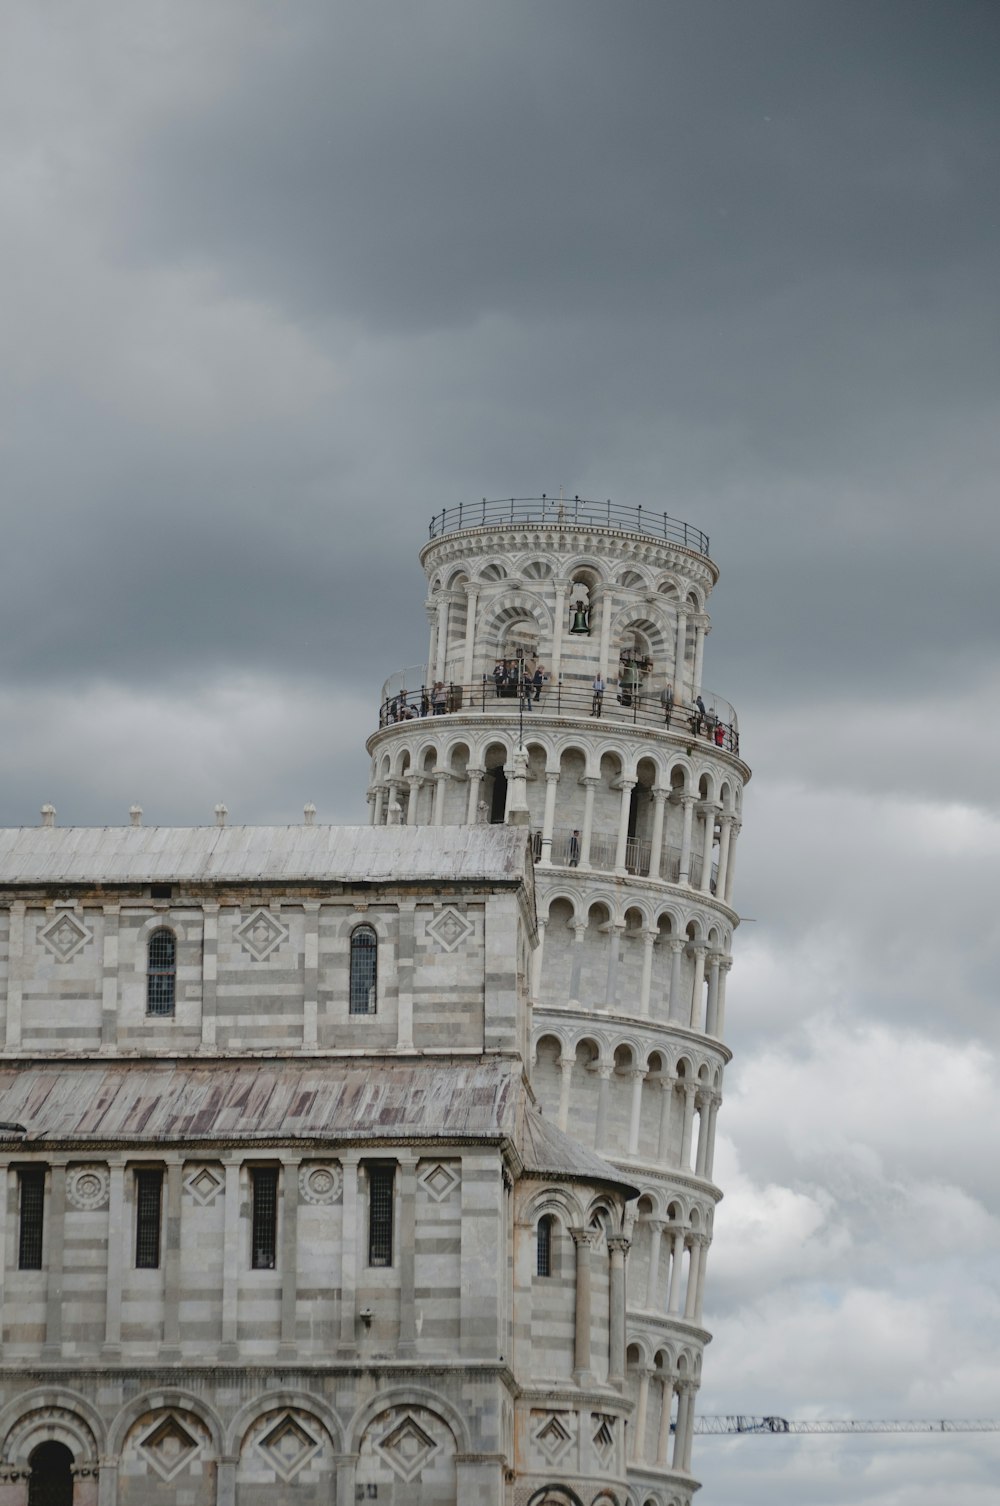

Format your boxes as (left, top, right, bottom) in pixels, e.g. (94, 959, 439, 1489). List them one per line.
(367, 496, 750, 1504)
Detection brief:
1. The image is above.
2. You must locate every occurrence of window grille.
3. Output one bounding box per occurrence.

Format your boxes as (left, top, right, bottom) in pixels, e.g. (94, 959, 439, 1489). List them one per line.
(368, 1164, 394, 1266)
(18, 1168, 45, 1270)
(350, 925, 378, 1015)
(536, 1214, 553, 1277)
(134, 1169, 163, 1268)
(251, 1167, 279, 1269)
(147, 928, 176, 1016)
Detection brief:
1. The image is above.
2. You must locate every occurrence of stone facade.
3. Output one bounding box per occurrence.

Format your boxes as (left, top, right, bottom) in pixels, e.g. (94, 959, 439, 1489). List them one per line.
(367, 499, 751, 1503)
(0, 824, 637, 1505)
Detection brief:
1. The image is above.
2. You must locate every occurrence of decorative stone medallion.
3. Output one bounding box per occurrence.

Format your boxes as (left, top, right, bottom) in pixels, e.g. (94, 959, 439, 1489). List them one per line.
(66, 1166, 110, 1211)
(235, 908, 289, 962)
(418, 1161, 460, 1202)
(38, 910, 92, 963)
(298, 1162, 342, 1205)
(184, 1165, 224, 1206)
(425, 905, 474, 953)
(256, 1413, 321, 1482)
(375, 1413, 440, 1483)
(138, 1415, 199, 1482)
(591, 1413, 616, 1465)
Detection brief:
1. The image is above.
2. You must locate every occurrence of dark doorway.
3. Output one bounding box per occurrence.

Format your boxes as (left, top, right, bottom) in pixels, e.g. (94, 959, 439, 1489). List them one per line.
(27, 1441, 74, 1506)
(488, 765, 508, 823)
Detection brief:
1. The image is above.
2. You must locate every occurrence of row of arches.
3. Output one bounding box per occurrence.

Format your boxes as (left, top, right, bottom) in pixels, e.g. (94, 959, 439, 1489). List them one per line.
(429, 552, 708, 610)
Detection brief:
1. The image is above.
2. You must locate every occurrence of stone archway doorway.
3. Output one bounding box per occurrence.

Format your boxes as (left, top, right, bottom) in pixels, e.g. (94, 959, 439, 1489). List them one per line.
(27, 1440, 74, 1506)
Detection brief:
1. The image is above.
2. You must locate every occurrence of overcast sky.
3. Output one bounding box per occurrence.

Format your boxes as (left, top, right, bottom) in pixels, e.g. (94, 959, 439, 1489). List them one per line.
(2, 3, 999, 1499)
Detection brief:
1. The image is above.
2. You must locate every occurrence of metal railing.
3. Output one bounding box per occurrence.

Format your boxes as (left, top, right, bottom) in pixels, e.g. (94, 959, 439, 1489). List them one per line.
(377, 676, 740, 756)
(427, 497, 711, 556)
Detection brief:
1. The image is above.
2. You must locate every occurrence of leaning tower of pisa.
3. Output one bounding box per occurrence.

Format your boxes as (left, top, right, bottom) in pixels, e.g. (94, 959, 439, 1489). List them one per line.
(367, 496, 749, 1503)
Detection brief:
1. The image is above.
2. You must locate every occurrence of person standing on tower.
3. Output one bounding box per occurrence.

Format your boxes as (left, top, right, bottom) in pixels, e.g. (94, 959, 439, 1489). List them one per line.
(660, 682, 674, 726)
(591, 672, 605, 716)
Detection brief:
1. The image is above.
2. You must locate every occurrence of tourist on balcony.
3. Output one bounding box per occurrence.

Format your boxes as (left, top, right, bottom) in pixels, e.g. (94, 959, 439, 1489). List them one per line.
(591, 673, 605, 716)
(660, 682, 674, 725)
(493, 661, 505, 697)
(714, 722, 725, 747)
(694, 693, 707, 733)
(569, 830, 581, 867)
(532, 665, 545, 701)
(431, 681, 447, 714)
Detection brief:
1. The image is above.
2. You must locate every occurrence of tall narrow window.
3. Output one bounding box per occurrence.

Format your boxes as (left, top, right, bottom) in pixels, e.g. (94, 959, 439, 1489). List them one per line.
(134, 1169, 163, 1268)
(147, 928, 176, 1016)
(251, 1166, 279, 1269)
(350, 925, 378, 1015)
(368, 1164, 394, 1266)
(536, 1214, 553, 1277)
(17, 1168, 45, 1270)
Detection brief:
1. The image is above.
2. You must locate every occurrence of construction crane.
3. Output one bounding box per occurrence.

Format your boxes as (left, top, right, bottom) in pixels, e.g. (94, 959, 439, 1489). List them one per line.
(695, 1416, 1000, 1436)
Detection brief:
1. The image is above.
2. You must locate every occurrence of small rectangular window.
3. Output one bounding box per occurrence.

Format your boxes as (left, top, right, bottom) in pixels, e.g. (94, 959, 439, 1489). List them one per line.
(251, 1167, 279, 1269)
(134, 1169, 163, 1268)
(17, 1168, 45, 1270)
(368, 1164, 394, 1266)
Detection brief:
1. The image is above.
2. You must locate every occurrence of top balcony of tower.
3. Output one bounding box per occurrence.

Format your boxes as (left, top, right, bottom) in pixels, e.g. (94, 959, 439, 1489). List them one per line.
(424, 496, 712, 559)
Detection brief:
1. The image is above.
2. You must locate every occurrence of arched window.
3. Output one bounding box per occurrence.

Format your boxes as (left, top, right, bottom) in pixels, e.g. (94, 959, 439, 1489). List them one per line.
(350, 925, 378, 1015)
(147, 928, 176, 1016)
(28, 1440, 74, 1506)
(536, 1214, 553, 1277)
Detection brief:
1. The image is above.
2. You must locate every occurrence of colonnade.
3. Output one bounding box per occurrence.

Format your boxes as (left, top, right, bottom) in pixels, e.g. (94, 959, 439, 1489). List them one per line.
(629, 1364, 698, 1475)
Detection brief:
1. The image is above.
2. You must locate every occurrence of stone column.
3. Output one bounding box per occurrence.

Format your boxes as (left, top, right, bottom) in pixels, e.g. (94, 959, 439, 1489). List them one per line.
(596, 587, 614, 680)
(43, 1163, 66, 1357)
(694, 1234, 710, 1320)
(404, 774, 423, 825)
(338, 1157, 359, 1351)
(657, 1075, 676, 1162)
(724, 822, 740, 906)
(97, 1462, 119, 1506)
(631, 1367, 652, 1463)
(604, 922, 624, 1009)
(638, 929, 657, 1017)
(580, 777, 599, 867)
(681, 1383, 698, 1473)
(688, 944, 707, 1031)
(371, 784, 385, 826)
(649, 789, 668, 880)
(704, 952, 722, 1036)
(221, 1160, 241, 1358)
(570, 1228, 596, 1383)
(614, 778, 637, 874)
(568, 920, 587, 1006)
(302, 901, 319, 1049)
(673, 1383, 694, 1471)
(103, 1160, 125, 1355)
(3, 900, 25, 1049)
(557, 1054, 574, 1133)
(656, 1375, 676, 1467)
(679, 1085, 697, 1170)
(539, 771, 560, 865)
(667, 939, 685, 1022)
(716, 956, 733, 1039)
(395, 900, 416, 1052)
(645, 1220, 665, 1309)
(674, 609, 688, 701)
(693, 618, 706, 695)
(607, 1236, 629, 1384)
(698, 804, 718, 894)
(161, 1158, 183, 1356)
(550, 580, 570, 683)
(465, 767, 484, 823)
(215, 1459, 237, 1506)
(461, 584, 479, 683)
(398, 1153, 417, 1353)
(434, 593, 451, 681)
(627, 1068, 645, 1155)
(432, 769, 449, 825)
(705, 1096, 721, 1181)
(594, 1064, 613, 1150)
(715, 814, 734, 898)
(278, 1155, 300, 1358)
(426, 604, 438, 684)
(100, 904, 119, 1048)
(694, 1096, 711, 1178)
(678, 795, 696, 885)
(684, 1238, 703, 1320)
(667, 1232, 685, 1314)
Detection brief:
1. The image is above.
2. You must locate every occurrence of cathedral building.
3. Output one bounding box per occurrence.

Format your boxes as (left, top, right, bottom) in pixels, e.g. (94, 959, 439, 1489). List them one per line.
(0, 497, 748, 1506)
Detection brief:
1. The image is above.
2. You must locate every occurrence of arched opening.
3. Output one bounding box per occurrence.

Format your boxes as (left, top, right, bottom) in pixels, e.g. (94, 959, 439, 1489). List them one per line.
(28, 1441, 74, 1506)
(488, 764, 507, 823)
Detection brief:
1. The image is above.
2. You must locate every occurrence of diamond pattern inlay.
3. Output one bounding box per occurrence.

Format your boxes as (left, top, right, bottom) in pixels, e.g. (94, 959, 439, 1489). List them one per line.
(39, 910, 92, 962)
(533, 1412, 573, 1466)
(375, 1414, 440, 1483)
(184, 1166, 224, 1206)
(257, 1414, 321, 1482)
(139, 1415, 199, 1481)
(425, 905, 474, 953)
(235, 908, 289, 961)
(418, 1162, 460, 1202)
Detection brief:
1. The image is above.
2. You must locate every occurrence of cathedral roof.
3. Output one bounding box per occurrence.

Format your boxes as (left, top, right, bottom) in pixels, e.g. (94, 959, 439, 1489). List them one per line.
(517, 1103, 640, 1200)
(0, 823, 531, 887)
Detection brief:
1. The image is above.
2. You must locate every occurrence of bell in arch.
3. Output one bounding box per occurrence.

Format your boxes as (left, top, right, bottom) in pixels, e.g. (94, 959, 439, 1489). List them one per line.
(569, 599, 590, 635)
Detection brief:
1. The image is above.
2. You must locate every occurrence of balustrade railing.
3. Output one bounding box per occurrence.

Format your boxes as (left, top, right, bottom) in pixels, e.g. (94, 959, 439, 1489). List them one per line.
(377, 676, 740, 755)
(528, 828, 720, 891)
(426, 497, 711, 556)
